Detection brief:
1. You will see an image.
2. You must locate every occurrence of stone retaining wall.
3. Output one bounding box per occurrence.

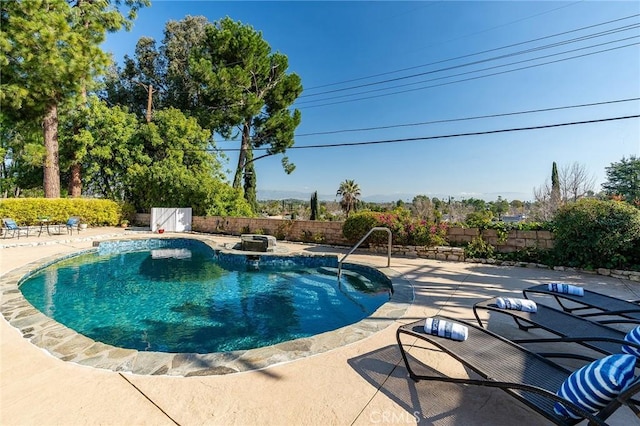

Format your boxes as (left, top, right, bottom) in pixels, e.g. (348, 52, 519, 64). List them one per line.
(136, 214, 348, 245)
(447, 227, 554, 252)
(133, 214, 639, 282)
(135, 214, 554, 252)
(369, 244, 465, 262)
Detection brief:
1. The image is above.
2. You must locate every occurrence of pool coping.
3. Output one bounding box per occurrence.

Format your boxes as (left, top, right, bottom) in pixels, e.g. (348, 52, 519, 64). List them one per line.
(0, 235, 413, 377)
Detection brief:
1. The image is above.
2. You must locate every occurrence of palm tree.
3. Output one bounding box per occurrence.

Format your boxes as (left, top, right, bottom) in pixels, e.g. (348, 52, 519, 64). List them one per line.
(336, 179, 361, 217)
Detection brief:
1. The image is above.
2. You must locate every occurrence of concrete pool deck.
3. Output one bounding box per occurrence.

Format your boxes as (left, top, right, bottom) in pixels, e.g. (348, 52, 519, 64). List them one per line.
(1, 228, 639, 425)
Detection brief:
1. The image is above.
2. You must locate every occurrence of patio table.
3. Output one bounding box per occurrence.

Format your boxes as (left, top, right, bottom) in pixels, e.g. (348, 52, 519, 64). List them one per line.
(37, 218, 53, 236)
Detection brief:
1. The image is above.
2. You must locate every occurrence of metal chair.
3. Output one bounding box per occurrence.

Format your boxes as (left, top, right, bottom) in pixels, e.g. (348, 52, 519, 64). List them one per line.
(2, 218, 30, 239)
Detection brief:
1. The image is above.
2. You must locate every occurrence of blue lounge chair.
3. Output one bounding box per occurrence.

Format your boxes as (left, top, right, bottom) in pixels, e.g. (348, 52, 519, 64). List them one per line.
(2, 218, 30, 239)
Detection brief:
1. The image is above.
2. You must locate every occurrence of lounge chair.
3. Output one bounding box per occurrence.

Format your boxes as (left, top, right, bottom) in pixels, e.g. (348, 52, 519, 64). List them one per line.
(396, 316, 640, 425)
(2, 218, 30, 239)
(523, 284, 640, 325)
(473, 297, 640, 363)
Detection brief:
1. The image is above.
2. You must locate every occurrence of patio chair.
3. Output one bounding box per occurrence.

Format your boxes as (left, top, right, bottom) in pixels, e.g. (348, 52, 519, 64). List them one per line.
(60, 216, 81, 235)
(473, 297, 640, 363)
(523, 284, 640, 325)
(396, 316, 640, 425)
(2, 218, 30, 239)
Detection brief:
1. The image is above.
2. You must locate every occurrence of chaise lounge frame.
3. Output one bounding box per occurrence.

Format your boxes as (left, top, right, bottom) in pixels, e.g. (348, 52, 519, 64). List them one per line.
(473, 297, 640, 363)
(523, 284, 640, 325)
(396, 315, 640, 426)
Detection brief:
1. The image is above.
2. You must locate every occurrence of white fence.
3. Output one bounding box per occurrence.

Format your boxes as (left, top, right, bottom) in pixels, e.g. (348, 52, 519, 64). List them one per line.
(150, 207, 192, 232)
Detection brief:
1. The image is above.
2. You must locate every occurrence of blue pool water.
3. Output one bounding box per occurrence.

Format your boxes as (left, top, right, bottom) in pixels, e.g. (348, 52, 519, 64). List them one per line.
(19, 239, 392, 354)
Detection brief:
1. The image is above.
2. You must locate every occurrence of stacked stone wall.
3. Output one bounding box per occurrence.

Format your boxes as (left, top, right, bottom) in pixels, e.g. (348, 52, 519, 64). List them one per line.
(131, 214, 640, 281)
(447, 227, 554, 253)
(134, 216, 554, 252)
(139, 215, 349, 245)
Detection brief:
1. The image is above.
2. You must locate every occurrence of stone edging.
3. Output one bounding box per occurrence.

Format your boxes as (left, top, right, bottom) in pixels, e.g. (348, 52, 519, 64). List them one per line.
(0, 235, 413, 376)
(464, 258, 640, 283)
(0, 233, 127, 249)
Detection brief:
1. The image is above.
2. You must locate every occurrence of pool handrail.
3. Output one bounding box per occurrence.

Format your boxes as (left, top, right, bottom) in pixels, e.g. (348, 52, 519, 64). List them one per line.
(338, 227, 391, 278)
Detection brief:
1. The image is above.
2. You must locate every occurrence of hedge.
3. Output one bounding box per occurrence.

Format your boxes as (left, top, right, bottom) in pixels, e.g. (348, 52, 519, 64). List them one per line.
(0, 198, 135, 226)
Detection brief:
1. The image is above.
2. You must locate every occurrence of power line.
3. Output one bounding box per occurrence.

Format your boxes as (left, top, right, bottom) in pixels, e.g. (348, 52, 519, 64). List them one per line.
(303, 13, 639, 91)
(208, 115, 639, 152)
(162, 14, 640, 113)
(293, 98, 640, 137)
(299, 23, 639, 99)
(298, 41, 640, 109)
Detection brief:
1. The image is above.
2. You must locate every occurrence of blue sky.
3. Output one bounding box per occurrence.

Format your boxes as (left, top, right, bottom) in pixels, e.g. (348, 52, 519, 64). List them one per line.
(102, 0, 640, 202)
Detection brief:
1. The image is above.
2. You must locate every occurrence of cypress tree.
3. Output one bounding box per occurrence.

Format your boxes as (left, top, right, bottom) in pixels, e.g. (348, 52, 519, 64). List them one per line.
(551, 162, 561, 208)
(310, 191, 318, 220)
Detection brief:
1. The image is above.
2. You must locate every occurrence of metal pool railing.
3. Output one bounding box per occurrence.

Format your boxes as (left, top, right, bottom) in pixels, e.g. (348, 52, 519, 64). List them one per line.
(338, 227, 391, 278)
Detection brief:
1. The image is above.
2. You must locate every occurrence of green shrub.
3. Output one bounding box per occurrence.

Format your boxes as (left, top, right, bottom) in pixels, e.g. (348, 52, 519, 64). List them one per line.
(552, 199, 640, 269)
(342, 212, 383, 245)
(343, 211, 448, 247)
(0, 198, 132, 226)
(464, 236, 495, 259)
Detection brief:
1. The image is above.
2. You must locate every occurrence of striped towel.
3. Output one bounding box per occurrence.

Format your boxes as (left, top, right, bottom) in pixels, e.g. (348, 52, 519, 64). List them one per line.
(496, 297, 537, 312)
(548, 283, 584, 296)
(424, 318, 468, 341)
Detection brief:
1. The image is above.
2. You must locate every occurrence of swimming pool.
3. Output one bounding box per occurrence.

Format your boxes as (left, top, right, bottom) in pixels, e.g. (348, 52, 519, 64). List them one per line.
(1, 236, 412, 375)
(19, 238, 392, 354)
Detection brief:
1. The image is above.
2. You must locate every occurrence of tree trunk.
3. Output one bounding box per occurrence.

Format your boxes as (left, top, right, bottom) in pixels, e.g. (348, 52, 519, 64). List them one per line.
(43, 103, 61, 198)
(243, 151, 258, 212)
(68, 84, 88, 198)
(233, 120, 252, 189)
(69, 162, 82, 197)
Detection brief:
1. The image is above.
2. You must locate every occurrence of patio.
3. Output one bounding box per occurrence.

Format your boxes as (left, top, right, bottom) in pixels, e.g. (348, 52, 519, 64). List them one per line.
(1, 228, 638, 425)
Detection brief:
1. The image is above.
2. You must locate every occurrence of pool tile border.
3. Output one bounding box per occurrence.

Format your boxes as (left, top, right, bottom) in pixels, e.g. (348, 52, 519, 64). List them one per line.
(0, 235, 413, 376)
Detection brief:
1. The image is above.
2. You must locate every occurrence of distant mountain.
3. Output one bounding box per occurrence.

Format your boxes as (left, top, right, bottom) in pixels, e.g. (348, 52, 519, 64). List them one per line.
(257, 189, 532, 203)
(257, 189, 416, 202)
(257, 189, 334, 201)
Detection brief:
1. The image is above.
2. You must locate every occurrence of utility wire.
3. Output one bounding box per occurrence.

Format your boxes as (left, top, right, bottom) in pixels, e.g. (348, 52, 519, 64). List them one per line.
(299, 41, 640, 109)
(216, 97, 639, 141)
(299, 23, 640, 99)
(206, 115, 639, 152)
(164, 17, 640, 113)
(293, 98, 640, 137)
(304, 13, 639, 91)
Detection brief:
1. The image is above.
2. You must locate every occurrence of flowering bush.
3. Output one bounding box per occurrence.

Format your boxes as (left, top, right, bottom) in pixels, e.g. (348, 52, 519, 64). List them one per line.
(343, 211, 448, 247)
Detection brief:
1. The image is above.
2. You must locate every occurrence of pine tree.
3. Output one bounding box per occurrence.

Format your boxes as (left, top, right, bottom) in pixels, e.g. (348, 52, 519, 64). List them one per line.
(0, 0, 147, 198)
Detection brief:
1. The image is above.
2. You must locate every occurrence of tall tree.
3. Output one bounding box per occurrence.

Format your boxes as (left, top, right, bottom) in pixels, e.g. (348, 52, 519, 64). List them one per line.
(336, 179, 361, 218)
(551, 161, 561, 209)
(602, 156, 640, 206)
(60, 96, 141, 199)
(0, 0, 147, 198)
(190, 17, 303, 212)
(101, 15, 209, 116)
(310, 191, 318, 220)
